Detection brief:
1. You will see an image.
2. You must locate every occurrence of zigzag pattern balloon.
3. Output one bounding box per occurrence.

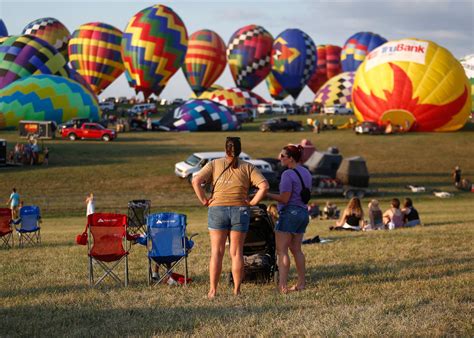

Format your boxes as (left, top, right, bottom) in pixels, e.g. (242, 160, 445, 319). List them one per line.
(0, 35, 71, 89)
(227, 25, 273, 90)
(0, 74, 100, 129)
(314, 71, 355, 106)
(209, 87, 266, 108)
(22, 17, 71, 60)
(183, 29, 226, 96)
(121, 4, 188, 98)
(69, 22, 125, 95)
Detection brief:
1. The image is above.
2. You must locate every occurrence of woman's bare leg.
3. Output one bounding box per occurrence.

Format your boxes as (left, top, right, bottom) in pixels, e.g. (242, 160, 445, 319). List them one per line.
(275, 231, 292, 293)
(229, 230, 247, 296)
(208, 230, 228, 299)
(289, 233, 306, 290)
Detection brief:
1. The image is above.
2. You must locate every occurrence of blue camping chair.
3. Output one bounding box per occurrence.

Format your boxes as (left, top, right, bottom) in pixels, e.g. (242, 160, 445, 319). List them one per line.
(146, 212, 197, 286)
(15, 206, 41, 248)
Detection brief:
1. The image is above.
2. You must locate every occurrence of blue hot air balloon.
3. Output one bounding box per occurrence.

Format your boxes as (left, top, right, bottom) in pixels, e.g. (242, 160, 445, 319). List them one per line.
(271, 29, 317, 99)
(0, 19, 8, 37)
(341, 31, 387, 72)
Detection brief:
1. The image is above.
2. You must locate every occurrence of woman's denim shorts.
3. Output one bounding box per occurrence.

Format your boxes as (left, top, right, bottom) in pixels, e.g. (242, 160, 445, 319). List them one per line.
(208, 206, 250, 232)
(275, 205, 309, 234)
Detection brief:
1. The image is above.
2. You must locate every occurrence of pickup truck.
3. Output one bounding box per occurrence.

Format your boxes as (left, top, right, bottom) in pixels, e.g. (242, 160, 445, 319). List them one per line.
(61, 122, 117, 142)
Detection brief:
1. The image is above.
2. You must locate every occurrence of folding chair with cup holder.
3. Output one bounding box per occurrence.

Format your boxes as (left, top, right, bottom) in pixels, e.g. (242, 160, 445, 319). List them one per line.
(16, 206, 41, 248)
(127, 200, 151, 236)
(87, 213, 129, 287)
(0, 208, 14, 249)
(146, 212, 197, 286)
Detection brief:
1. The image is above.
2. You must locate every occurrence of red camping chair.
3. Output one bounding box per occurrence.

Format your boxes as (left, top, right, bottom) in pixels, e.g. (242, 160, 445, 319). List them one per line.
(87, 213, 129, 287)
(0, 208, 13, 249)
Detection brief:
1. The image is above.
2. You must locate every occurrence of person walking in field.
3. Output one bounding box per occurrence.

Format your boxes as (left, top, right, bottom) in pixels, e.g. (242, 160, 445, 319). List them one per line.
(192, 137, 268, 299)
(6, 187, 20, 219)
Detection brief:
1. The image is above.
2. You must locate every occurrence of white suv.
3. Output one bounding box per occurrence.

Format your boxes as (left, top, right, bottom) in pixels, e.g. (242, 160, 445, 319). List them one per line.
(323, 104, 353, 115)
(99, 102, 115, 112)
(127, 103, 156, 115)
(175, 152, 251, 179)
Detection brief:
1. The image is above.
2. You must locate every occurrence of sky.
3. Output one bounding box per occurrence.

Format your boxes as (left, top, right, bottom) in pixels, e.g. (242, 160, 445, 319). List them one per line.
(1, 0, 473, 104)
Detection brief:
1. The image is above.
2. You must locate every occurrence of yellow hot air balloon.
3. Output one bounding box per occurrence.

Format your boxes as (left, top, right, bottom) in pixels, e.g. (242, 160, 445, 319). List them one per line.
(353, 39, 471, 132)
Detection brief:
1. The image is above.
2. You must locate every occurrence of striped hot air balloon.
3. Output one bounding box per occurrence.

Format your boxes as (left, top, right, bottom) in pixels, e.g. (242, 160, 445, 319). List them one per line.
(0, 35, 71, 89)
(0, 75, 100, 129)
(22, 17, 71, 60)
(183, 29, 226, 96)
(341, 31, 386, 72)
(227, 25, 273, 90)
(69, 22, 125, 95)
(121, 4, 188, 98)
(307, 45, 342, 94)
(353, 39, 471, 132)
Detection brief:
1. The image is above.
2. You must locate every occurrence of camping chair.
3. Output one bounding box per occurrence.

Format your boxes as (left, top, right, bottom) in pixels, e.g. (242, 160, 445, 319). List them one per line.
(0, 208, 13, 249)
(127, 200, 151, 236)
(15, 206, 41, 248)
(146, 212, 197, 286)
(87, 213, 129, 287)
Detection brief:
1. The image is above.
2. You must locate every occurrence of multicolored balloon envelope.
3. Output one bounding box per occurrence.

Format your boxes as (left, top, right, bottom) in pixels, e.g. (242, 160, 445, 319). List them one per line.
(22, 17, 71, 60)
(209, 87, 266, 108)
(265, 72, 289, 100)
(0, 35, 71, 89)
(159, 99, 240, 131)
(460, 54, 474, 111)
(314, 71, 355, 107)
(227, 25, 273, 90)
(69, 22, 125, 95)
(190, 83, 224, 99)
(353, 39, 471, 132)
(307, 45, 342, 94)
(341, 32, 386, 72)
(0, 75, 100, 129)
(183, 29, 226, 96)
(122, 4, 188, 98)
(0, 19, 8, 37)
(271, 29, 317, 99)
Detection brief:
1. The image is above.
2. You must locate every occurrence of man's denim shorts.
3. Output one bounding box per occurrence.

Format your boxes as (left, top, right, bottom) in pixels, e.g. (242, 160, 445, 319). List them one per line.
(208, 206, 250, 232)
(275, 205, 309, 234)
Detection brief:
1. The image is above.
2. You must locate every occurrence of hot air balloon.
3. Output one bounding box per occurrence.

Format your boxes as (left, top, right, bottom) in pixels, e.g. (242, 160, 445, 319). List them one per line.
(0, 35, 71, 89)
(121, 4, 188, 99)
(227, 25, 273, 90)
(0, 19, 8, 37)
(314, 71, 355, 107)
(159, 99, 239, 131)
(0, 75, 100, 129)
(307, 45, 342, 94)
(460, 54, 474, 111)
(271, 29, 317, 99)
(265, 72, 289, 100)
(69, 22, 125, 95)
(183, 29, 226, 96)
(22, 18, 71, 60)
(341, 31, 387, 72)
(190, 83, 224, 99)
(209, 88, 266, 110)
(353, 39, 471, 132)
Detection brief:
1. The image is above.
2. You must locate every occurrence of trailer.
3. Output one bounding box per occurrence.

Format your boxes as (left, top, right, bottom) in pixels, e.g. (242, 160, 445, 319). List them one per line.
(19, 120, 57, 139)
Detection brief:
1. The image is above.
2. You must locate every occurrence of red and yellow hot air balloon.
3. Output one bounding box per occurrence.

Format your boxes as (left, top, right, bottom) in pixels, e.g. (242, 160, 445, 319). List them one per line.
(353, 39, 471, 132)
(183, 29, 226, 96)
(307, 45, 342, 94)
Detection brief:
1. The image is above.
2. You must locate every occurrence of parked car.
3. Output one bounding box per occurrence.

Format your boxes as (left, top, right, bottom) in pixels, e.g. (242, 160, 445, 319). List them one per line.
(116, 96, 128, 104)
(127, 103, 157, 115)
(323, 104, 353, 115)
(233, 106, 254, 123)
(58, 117, 91, 131)
(104, 97, 116, 103)
(171, 98, 184, 105)
(260, 118, 304, 132)
(99, 101, 115, 112)
(354, 121, 385, 135)
(175, 151, 251, 179)
(271, 101, 286, 115)
(257, 103, 272, 114)
(60, 122, 117, 141)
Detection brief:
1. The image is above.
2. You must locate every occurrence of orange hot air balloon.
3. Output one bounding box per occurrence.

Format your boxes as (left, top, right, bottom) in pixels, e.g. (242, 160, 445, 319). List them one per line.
(353, 39, 471, 132)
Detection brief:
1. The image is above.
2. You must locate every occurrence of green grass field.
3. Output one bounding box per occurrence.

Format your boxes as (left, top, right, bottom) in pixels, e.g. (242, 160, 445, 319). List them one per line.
(1, 116, 473, 336)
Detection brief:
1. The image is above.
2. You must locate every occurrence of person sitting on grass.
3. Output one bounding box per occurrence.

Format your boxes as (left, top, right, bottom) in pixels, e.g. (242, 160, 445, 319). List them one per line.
(330, 197, 364, 231)
(401, 198, 421, 227)
(383, 198, 404, 230)
(364, 199, 383, 231)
